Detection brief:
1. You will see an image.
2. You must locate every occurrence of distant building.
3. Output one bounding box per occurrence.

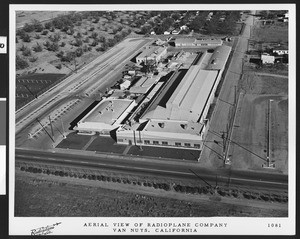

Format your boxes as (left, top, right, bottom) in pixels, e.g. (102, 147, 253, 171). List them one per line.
(136, 46, 167, 64)
(120, 80, 131, 90)
(180, 25, 188, 30)
(273, 49, 288, 55)
(175, 38, 223, 47)
(172, 29, 181, 35)
(261, 53, 275, 64)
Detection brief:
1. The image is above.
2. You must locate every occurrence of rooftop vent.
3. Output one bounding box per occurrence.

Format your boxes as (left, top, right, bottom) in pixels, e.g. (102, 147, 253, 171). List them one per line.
(180, 124, 188, 130)
(158, 122, 165, 128)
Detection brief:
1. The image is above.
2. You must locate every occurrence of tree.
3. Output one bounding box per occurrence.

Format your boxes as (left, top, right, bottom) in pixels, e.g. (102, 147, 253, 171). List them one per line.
(98, 35, 106, 42)
(23, 23, 35, 32)
(16, 55, 29, 70)
(44, 22, 53, 30)
(75, 47, 83, 57)
(65, 51, 76, 62)
(32, 19, 44, 32)
(114, 33, 122, 42)
(47, 42, 59, 52)
(22, 34, 31, 42)
(162, 17, 174, 31)
(141, 25, 151, 34)
(41, 30, 48, 35)
(32, 43, 43, 52)
(107, 38, 116, 47)
(49, 32, 61, 42)
(190, 15, 206, 31)
(22, 48, 32, 56)
(171, 13, 181, 21)
(74, 38, 83, 47)
(90, 39, 98, 47)
(16, 29, 26, 39)
(91, 32, 98, 39)
(29, 56, 38, 62)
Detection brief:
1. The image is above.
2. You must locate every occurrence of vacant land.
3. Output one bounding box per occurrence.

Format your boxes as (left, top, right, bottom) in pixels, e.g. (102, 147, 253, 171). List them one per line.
(15, 170, 287, 217)
(230, 71, 288, 173)
(227, 16, 289, 173)
(251, 21, 288, 44)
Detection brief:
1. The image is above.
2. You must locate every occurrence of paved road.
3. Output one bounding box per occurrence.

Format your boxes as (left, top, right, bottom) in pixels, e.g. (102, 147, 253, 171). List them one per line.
(200, 12, 256, 167)
(16, 38, 152, 134)
(15, 148, 288, 191)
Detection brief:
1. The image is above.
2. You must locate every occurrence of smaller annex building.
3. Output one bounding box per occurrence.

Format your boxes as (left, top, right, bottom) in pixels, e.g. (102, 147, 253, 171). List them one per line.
(136, 46, 167, 64)
(175, 38, 223, 48)
(75, 98, 137, 135)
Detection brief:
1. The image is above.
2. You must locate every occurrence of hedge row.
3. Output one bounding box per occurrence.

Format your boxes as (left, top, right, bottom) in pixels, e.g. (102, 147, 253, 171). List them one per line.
(19, 166, 288, 203)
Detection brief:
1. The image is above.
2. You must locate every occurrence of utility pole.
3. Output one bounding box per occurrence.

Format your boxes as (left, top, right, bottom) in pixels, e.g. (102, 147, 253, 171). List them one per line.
(61, 119, 66, 138)
(49, 115, 54, 138)
(264, 99, 275, 168)
(36, 118, 54, 143)
(22, 84, 37, 99)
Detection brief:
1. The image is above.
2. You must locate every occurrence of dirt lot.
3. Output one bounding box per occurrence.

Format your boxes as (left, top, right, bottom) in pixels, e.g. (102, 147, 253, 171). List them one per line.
(251, 21, 288, 44)
(229, 73, 288, 173)
(15, 170, 287, 217)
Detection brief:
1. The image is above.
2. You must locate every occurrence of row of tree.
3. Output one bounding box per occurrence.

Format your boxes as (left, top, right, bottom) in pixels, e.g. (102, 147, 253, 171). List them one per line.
(18, 165, 288, 203)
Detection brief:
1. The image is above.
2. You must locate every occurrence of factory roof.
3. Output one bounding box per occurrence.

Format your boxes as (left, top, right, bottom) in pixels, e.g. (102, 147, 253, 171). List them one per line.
(136, 46, 166, 60)
(129, 76, 158, 94)
(166, 68, 218, 121)
(206, 45, 232, 70)
(80, 98, 135, 125)
(143, 119, 204, 135)
(195, 38, 223, 45)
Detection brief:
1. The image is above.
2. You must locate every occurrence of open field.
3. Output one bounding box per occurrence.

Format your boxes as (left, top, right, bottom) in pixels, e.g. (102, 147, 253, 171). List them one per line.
(16, 11, 69, 28)
(15, 169, 287, 217)
(251, 21, 288, 44)
(229, 72, 288, 173)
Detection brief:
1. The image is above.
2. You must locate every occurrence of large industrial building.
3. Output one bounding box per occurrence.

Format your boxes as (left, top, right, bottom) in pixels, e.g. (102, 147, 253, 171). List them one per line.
(74, 39, 232, 153)
(116, 44, 231, 150)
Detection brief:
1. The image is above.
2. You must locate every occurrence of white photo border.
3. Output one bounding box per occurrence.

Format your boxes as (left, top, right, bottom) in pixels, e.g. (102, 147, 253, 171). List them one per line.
(9, 3, 296, 236)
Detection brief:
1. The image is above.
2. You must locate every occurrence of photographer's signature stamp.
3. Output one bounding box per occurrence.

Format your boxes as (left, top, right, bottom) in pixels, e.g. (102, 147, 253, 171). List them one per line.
(31, 222, 62, 235)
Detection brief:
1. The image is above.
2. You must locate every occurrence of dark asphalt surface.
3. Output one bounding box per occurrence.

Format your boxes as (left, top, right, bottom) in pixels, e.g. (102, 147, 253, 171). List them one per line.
(15, 148, 288, 191)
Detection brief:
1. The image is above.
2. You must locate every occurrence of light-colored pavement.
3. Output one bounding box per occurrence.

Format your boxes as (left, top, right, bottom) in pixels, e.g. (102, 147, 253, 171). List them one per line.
(200, 12, 255, 168)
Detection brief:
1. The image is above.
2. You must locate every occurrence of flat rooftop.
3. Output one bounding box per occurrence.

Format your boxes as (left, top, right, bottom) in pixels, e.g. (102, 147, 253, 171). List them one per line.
(130, 75, 158, 94)
(81, 98, 134, 125)
(137, 46, 166, 59)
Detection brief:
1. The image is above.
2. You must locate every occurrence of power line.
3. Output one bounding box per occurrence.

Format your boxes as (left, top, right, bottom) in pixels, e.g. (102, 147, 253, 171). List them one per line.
(207, 129, 267, 162)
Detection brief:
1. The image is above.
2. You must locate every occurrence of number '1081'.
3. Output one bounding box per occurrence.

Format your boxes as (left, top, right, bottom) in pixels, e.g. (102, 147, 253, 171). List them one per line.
(268, 223, 281, 228)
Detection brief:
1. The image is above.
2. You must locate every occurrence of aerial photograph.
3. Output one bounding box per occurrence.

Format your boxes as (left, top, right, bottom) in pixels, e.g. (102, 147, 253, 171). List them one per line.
(14, 8, 289, 219)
